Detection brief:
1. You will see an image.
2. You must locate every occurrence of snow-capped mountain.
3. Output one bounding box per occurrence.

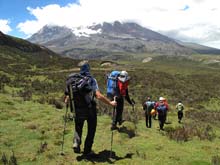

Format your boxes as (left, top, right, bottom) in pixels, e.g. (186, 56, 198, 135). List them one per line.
(28, 21, 220, 60)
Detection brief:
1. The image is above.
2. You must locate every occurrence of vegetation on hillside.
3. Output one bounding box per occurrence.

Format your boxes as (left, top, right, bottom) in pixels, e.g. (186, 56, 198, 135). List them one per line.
(1, 33, 220, 164)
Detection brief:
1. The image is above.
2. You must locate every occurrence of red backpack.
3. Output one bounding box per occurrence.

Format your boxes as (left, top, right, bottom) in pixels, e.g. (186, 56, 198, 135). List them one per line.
(117, 80, 129, 96)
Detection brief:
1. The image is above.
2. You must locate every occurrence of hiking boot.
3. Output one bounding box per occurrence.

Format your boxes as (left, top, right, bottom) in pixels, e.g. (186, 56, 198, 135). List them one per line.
(111, 125, 117, 130)
(83, 150, 97, 158)
(118, 120, 125, 125)
(73, 142, 80, 153)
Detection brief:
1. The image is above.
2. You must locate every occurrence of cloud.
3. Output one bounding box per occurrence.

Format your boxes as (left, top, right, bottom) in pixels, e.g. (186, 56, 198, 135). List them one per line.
(17, 0, 220, 48)
(0, 19, 12, 34)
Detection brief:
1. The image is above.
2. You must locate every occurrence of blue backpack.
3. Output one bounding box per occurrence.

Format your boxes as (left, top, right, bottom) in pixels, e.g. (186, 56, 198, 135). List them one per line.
(106, 71, 121, 96)
(157, 104, 167, 112)
(145, 101, 154, 110)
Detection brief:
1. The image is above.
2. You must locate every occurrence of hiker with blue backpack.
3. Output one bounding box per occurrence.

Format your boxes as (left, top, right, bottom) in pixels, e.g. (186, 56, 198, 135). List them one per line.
(64, 62, 116, 156)
(143, 96, 155, 128)
(106, 70, 134, 130)
(154, 97, 169, 130)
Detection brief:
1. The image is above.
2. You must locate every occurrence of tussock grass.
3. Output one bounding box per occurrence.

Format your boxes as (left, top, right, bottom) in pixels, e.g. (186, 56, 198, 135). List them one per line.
(212, 155, 220, 165)
(166, 123, 216, 142)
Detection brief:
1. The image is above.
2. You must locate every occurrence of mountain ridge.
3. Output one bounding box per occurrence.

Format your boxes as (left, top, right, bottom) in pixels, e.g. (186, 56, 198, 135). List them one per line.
(0, 31, 77, 71)
(28, 21, 220, 60)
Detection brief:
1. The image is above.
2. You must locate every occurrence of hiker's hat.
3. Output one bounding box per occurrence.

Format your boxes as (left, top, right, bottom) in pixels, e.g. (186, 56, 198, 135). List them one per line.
(159, 97, 165, 101)
(80, 63, 90, 74)
(118, 70, 130, 82)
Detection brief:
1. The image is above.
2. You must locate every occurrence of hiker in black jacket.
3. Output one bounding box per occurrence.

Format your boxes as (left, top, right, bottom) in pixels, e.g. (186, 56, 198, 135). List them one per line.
(143, 96, 155, 128)
(64, 63, 116, 156)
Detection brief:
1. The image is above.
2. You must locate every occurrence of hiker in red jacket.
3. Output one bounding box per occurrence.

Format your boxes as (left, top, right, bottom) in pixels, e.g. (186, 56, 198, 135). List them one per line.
(155, 97, 169, 130)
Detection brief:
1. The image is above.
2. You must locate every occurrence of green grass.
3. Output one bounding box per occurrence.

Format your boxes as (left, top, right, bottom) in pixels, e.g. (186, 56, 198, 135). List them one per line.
(1, 93, 220, 164)
(1, 35, 220, 164)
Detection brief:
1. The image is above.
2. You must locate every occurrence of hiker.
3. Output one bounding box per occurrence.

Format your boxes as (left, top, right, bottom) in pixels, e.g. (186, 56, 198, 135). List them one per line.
(176, 101, 184, 123)
(64, 63, 117, 156)
(155, 97, 169, 130)
(142, 96, 155, 128)
(106, 70, 134, 130)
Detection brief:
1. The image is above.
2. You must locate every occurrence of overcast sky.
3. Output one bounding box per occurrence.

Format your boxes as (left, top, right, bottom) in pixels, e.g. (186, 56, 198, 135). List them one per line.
(0, 0, 220, 49)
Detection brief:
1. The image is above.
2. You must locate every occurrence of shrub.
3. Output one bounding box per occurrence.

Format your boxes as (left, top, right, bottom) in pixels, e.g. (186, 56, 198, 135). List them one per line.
(166, 123, 216, 142)
(211, 155, 220, 165)
(186, 110, 220, 126)
(18, 88, 32, 101)
(48, 97, 63, 109)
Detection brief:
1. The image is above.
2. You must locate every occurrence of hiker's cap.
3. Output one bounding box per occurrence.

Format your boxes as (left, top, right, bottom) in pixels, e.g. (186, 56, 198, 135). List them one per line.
(159, 97, 165, 101)
(118, 70, 129, 82)
(80, 63, 90, 74)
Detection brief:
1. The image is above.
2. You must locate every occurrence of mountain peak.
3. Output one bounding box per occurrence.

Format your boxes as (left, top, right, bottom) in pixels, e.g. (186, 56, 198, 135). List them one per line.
(29, 25, 73, 44)
(72, 25, 102, 37)
(28, 21, 220, 59)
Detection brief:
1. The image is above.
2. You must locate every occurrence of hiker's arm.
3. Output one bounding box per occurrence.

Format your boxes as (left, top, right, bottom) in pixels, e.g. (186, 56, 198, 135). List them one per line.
(64, 86, 69, 104)
(64, 95, 69, 104)
(142, 101, 147, 110)
(125, 89, 133, 105)
(95, 90, 117, 107)
(166, 103, 169, 111)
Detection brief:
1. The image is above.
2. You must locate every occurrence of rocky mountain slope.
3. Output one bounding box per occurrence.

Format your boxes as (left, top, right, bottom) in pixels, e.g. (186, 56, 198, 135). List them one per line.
(28, 21, 202, 60)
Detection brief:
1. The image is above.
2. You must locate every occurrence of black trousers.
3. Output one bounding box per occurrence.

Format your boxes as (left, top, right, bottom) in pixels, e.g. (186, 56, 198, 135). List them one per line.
(107, 94, 124, 126)
(145, 111, 152, 128)
(178, 111, 183, 121)
(74, 106, 97, 153)
(158, 111, 167, 130)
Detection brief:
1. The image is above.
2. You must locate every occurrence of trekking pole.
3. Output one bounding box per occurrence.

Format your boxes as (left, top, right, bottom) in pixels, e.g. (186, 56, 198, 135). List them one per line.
(60, 103, 68, 156)
(131, 99, 137, 134)
(110, 96, 117, 158)
(131, 99, 135, 112)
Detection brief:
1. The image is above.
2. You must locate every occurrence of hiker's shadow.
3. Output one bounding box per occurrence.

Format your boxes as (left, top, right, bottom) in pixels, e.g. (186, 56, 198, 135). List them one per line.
(76, 150, 133, 164)
(118, 126, 136, 138)
(165, 121, 172, 125)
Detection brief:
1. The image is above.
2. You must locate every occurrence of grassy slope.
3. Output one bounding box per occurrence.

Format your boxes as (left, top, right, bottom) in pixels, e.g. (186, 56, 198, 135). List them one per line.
(1, 93, 220, 165)
(1, 34, 220, 164)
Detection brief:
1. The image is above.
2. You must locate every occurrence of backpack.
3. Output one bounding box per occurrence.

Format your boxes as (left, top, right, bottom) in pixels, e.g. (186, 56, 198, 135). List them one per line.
(106, 71, 121, 96)
(144, 101, 154, 111)
(117, 79, 129, 96)
(156, 103, 167, 113)
(66, 73, 93, 109)
(177, 103, 184, 111)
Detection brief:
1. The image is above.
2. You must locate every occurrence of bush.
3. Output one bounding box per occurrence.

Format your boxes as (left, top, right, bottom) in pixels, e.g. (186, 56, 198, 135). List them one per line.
(186, 110, 220, 126)
(48, 97, 63, 109)
(166, 123, 216, 142)
(211, 155, 220, 165)
(18, 88, 32, 101)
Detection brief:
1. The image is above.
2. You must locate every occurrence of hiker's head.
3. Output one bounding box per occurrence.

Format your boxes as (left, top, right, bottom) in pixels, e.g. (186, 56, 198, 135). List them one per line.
(118, 70, 129, 82)
(159, 97, 165, 103)
(80, 63, 90, 74)
(147, 96, 151, 101)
